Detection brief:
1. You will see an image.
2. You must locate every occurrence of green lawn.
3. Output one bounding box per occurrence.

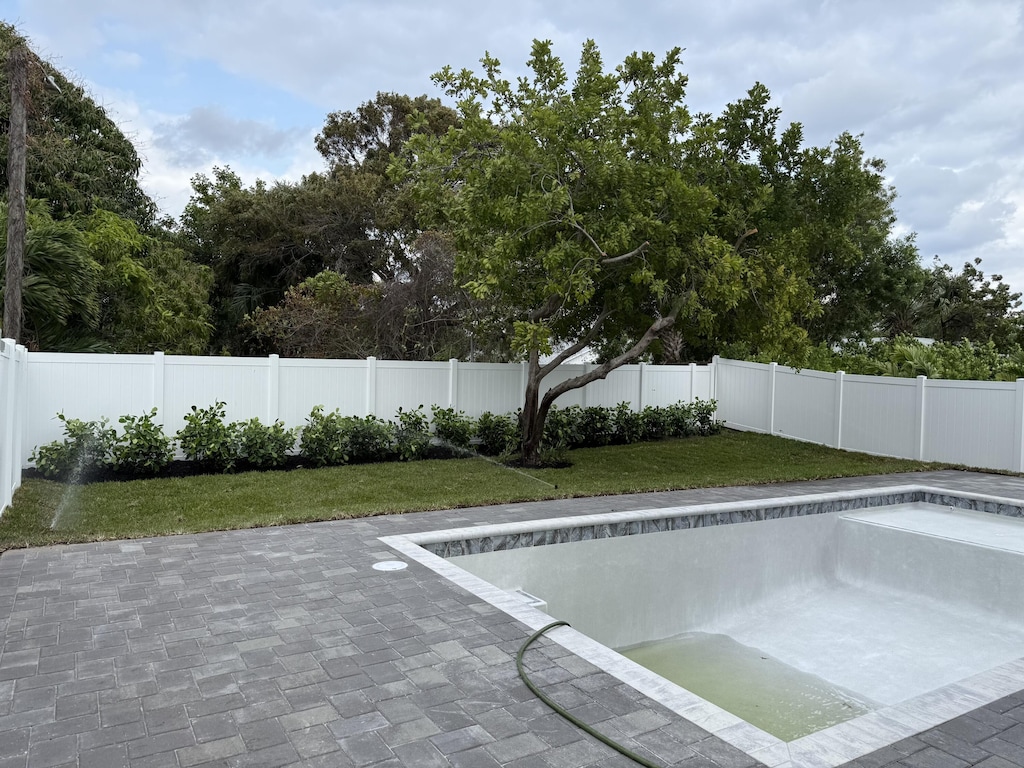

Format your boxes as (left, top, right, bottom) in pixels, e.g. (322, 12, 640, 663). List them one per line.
(0, 431, 943, 551)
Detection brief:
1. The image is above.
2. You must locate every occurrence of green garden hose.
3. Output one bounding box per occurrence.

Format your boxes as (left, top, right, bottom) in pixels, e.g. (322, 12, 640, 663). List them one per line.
(516, 620, 664, 768)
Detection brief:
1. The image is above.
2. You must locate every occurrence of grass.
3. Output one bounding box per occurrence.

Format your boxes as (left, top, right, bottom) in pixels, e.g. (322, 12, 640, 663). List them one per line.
(0, 431, 945, 551)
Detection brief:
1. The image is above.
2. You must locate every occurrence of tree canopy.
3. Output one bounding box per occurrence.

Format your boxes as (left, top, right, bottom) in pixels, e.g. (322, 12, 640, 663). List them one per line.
(0, 23, 156, 228)
(402, 40, 830, 461)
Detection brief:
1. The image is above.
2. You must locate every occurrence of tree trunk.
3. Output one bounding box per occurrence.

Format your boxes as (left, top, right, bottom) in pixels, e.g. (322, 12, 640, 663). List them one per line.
(518, 309, 680, 466)
(519, 351, 545, 464)
(3, 45, 27, 343)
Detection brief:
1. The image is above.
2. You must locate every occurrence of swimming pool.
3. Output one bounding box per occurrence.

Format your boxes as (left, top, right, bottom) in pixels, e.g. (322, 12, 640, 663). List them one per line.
(381, 485, 1024, 767)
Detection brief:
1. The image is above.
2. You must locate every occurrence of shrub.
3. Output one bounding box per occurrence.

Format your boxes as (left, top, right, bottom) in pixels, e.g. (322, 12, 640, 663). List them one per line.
(475, 411, 519, 456)
(576, 406, 613, 447)
(344, 415, 396, 463)
(689, 397, 720, 436)
(395, 406, 431, 461)
(31, 414, 115, 480)
(639, 405, 670, 441)
(176, 402, 239, 472)
(299, 406, 349, 467)
(235, 418, 295, 469)
(610, 402, 643, 445)
(543, 405, 582, 449)
(111, 410, 173, 476)
(430, 406, 475, 450)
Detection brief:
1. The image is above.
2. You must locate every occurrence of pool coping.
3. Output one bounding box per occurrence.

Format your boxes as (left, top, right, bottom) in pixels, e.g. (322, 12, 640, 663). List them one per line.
(380, 484, 1024, 768)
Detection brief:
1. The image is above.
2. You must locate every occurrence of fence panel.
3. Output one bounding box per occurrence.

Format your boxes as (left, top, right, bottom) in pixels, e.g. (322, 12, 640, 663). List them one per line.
(277, 358, 368, 425)
(24, 353, 158, 455)
(837, 374, 920, 458)
(923, 380, 1016, 470)
(714, 358, 773, 433)
(572, 365, 642, 409)
(375, 360, 451, 420)
(773, 368, 836, 446)
(454, 363, 523, 418)
(162, 357, 270, 434)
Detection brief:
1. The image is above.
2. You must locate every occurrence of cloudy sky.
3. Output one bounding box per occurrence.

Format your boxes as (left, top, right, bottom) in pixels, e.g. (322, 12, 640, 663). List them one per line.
(5, 0, 1024, 293)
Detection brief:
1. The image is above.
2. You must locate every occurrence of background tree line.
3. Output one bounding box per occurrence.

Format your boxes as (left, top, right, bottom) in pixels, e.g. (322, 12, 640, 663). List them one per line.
(3, 24, 1021, 368)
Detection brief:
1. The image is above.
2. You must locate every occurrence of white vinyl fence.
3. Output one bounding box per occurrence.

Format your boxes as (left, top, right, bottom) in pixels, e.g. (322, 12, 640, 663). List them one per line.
(5, 349, 1023, 517)
(714, 357, 1024, 472)
(11, 352, 714, 476)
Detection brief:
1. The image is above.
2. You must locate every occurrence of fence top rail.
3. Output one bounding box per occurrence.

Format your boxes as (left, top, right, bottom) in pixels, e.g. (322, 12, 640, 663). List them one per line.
(776, 367, 838, 381)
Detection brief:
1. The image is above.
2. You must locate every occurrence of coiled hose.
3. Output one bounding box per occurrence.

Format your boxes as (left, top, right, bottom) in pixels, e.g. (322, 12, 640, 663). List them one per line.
(516, 620, 664, 768)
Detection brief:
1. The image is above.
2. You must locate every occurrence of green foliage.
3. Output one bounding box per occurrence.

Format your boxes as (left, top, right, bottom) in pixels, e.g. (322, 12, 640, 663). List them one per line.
(539, 400, 719, 450)
(1, 200, 103, 351)
(395, 406, 431, 461)
(30, 414, 114, 480)
(111, 410, 173, 476)
(299, 406, 350, 467)
(610, 402, 644, 445)
(1, 23, 157, 227)
(176, 402, 239, 472)
(430, 406, 475, 449)
(344, 416, 396, 463)
(762, 337, 1024, 382)
(475, 412, 520, 456)
(235, 419, 295, 469)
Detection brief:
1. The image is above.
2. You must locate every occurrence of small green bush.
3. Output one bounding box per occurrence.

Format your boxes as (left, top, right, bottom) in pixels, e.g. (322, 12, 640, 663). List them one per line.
(475, 411, 519, 456)
(610, 402, 643, 445)
(30, 414, 115, 480)
(639, 405, 670, 441)
(299, 406, 349, 467)
(395, 407, 431, 461)
(344, 415, 396, 463)
(235, 418, 295, 469)
(176, 402, 239, 472)
(111, 410, 173, 476)
(543, 405, 582, 449)
(576, 406, 613, 447)
(430, 406, 475, 450)
(689, 398, 720, 436)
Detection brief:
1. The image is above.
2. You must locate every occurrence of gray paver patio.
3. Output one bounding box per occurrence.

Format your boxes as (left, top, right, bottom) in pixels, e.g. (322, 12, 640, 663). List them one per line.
(2, 470, 1024, 767)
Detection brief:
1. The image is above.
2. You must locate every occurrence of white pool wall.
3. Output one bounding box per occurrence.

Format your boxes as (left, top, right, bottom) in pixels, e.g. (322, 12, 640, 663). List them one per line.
(837, 506, 1024, 622)
(451, 512, 841, 649)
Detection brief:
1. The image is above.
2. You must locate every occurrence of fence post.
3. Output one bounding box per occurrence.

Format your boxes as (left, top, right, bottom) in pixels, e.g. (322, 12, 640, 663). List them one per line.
(267, 354, 280, 423)
(1014, 379, 1024, 473)
(689, 362, 696, 404)
(710, 356, 719, 405)
(448, 358, 459, 409)
(152, 351, 165, 418)
(0, 338, 11, 514)
(915, 375, 927, 461)
(581, 364, 591, 407)
(14, 345, 26, 487)
(365, 357, 377, 417)
(637, 362, 644, 410)
(520, 361, 528, 400)
(833, 370, 845, 449)
(768, 362, 778, 434)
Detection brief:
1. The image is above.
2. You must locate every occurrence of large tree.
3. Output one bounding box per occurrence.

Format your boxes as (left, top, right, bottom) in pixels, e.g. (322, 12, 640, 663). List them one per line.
(0, 23, 156, 228)
(179, 94, 460, 353)
(402, 40, 817, 463)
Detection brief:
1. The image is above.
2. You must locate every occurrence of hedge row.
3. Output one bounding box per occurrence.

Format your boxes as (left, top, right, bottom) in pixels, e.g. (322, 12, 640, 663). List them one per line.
(30, 399, 719, 481)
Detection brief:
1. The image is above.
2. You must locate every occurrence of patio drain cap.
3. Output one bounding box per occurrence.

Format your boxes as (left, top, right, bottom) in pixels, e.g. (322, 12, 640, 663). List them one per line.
(372, 560, 408, 572)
